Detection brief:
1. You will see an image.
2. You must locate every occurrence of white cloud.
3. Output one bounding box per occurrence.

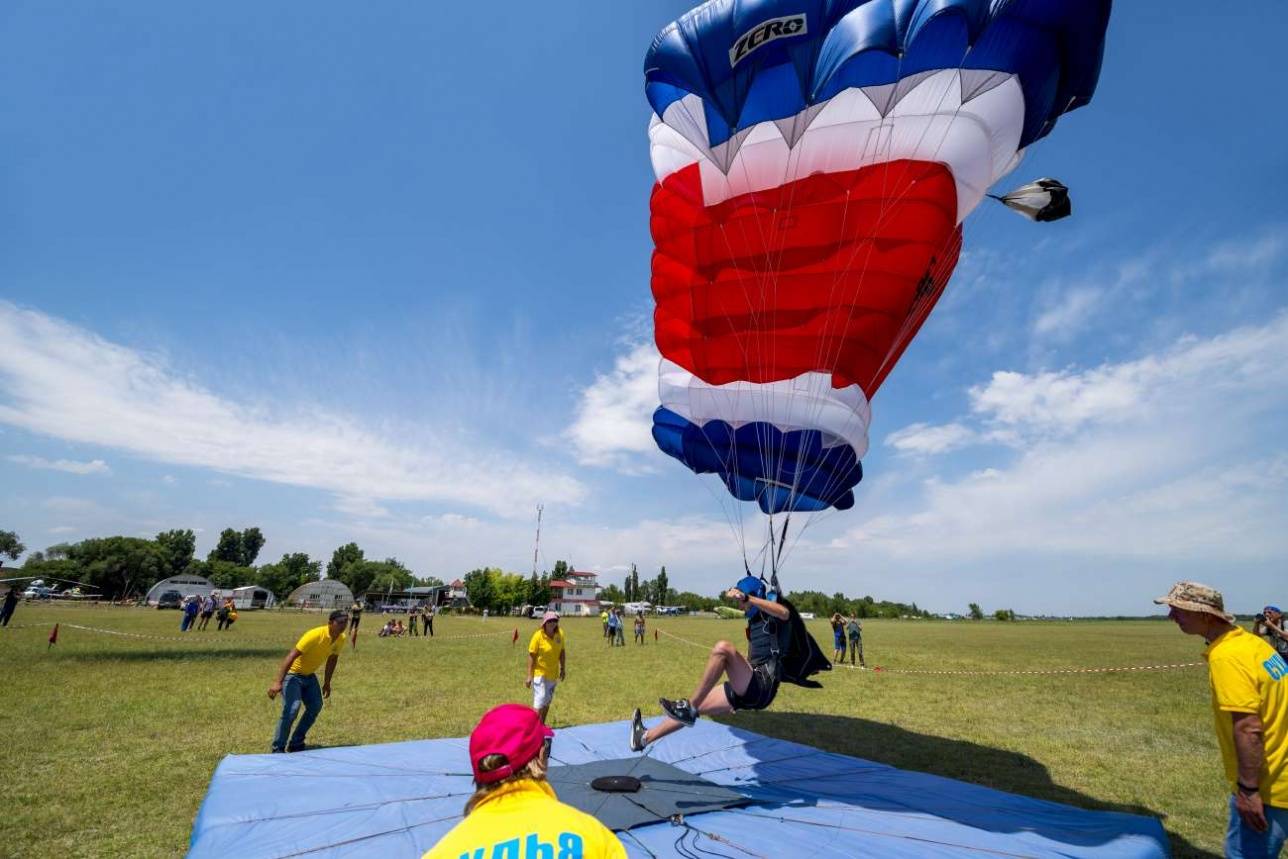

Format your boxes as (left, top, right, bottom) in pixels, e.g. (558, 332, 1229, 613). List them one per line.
(8, 454, 110, 475)
(972, 311, 1288, 435)
(47, 525, 76, 535)
(568, 341, 661, 472)
(885, 422, 977, 455)
(1032, 287, 1102, 338)
(836, 313, 1288, 566)
(0, 303, 586, 517)
(161, 474, 177, 485)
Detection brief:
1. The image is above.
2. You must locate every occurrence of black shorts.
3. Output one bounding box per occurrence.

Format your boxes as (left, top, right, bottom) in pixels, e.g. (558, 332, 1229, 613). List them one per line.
(723, 663, 779, 712)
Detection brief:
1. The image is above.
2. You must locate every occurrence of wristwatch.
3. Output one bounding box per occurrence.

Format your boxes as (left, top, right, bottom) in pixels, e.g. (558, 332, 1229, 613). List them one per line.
(1236, 781, 1260, 795)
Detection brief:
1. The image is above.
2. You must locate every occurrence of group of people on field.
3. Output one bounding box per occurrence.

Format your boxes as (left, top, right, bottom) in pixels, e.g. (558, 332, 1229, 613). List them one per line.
(261, 576, 1287, 858)
(599, 607, 645, 646)
(829, 612, 865, 667)
(180, 592, 237, 632)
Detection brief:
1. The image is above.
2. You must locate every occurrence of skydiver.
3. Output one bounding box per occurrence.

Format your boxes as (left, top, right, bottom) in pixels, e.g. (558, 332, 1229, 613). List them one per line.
(630, 576, 790, 751)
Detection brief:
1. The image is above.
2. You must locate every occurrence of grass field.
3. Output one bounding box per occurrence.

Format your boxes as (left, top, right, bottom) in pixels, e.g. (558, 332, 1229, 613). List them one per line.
(1, 603, 1229, 857)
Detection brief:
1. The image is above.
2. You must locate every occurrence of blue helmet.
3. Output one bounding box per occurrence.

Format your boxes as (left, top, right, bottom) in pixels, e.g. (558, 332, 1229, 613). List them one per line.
(735, 575, 767, 618)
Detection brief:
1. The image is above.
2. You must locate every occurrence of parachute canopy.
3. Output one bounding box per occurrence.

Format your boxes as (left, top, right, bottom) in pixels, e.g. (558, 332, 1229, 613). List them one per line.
(647, 0, 1111, 513)
(993, 177, 1073, 222)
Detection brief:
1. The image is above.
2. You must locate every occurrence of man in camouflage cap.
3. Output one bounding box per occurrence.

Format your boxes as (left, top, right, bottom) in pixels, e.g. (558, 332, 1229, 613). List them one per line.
(1156, 581, 1288, 856)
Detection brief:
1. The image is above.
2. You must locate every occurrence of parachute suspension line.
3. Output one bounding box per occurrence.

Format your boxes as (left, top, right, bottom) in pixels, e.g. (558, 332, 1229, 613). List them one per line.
(793, 18, 1008, 536)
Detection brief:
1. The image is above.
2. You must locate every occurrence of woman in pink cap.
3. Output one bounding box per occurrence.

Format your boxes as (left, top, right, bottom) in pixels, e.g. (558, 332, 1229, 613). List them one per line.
(526, 611, 566, 725)
(423, 704, 624, 858)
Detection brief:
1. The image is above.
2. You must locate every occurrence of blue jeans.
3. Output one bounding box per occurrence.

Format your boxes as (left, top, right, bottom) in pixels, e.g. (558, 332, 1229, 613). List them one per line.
(272, 673, 323, 752)
(1226, 796, 1288, 858)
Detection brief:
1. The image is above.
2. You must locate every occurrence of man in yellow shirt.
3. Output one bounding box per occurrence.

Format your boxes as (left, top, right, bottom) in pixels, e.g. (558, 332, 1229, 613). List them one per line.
(424, 704, 625, 858)
(267, 610, 348, 753)
(526, 611, 565, 725)
(1156, 581, 1287, 857)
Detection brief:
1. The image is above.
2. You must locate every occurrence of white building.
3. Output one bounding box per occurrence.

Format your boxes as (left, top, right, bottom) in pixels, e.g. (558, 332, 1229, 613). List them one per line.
(285, 579, 355, 610)
(145, 574, 215, 605)
(549, 569, 600, 617)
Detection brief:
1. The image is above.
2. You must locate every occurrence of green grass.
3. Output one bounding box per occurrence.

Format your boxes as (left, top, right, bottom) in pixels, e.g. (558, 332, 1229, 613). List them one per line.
(1, 604, 1227, 857)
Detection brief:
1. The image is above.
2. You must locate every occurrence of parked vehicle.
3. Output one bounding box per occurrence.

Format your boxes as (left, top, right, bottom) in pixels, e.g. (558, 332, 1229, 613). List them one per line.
(156, 590, 184, 609)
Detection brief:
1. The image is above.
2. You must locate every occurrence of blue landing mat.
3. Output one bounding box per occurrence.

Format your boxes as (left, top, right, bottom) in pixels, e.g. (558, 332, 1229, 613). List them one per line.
(189, 719, 1170, 858)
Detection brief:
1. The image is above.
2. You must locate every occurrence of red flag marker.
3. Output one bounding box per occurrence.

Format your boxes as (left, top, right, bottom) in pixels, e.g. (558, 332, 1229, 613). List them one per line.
(654, 629, 658, 642)
(512, 628, 519, 645)
(48, 623, 59, 648)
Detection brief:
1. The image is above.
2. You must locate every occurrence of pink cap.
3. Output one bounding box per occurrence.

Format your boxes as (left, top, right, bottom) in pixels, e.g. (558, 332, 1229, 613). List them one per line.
(542, 611, 560, 623)
(469, 704, 553, 784)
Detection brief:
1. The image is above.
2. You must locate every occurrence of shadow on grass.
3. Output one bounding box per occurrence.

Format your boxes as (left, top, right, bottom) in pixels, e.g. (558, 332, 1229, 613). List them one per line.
(57, 647, 279, 662)
(735, 711, 1217, 859)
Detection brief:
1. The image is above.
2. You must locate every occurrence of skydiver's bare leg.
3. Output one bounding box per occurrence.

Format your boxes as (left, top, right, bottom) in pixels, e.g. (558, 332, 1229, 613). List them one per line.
(642, 641, 753, 746)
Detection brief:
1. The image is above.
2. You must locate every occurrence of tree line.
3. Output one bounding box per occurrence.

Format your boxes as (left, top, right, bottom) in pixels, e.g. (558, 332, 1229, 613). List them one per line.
(7, 527, 442, 601)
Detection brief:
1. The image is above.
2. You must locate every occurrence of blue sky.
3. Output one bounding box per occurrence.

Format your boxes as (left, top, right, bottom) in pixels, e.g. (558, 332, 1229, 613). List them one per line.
(2, 2, 1285, 615)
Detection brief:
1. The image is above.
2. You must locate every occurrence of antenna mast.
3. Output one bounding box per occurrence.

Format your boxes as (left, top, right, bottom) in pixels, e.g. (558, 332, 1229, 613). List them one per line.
(531, 504, 544, 577)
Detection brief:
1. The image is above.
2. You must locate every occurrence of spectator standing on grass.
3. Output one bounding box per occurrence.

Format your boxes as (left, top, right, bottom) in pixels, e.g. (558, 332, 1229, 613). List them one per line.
(423, 703, 625, 859)
(526, 611, 566, 725)
(197, 593, 216, 631)
(601, 608, 610, 639)
(215, 598, 231, 630)
(348, 601, 363, 648)
(846, 615, 865, 667)
(1155, 581, 1287, 857)
(634, 612, 646, 645)
(614, 609, 626, 646)
(829, 613, 845, 663)
(1, 585, 19, 628)
(423, 604, 434, 637)
(181, 594, 201, 632)
(1254, 607, 1288, 661)
(267, 609, 348, 753)
(606, 609, 620, 646)
(408, 607, 420, 637)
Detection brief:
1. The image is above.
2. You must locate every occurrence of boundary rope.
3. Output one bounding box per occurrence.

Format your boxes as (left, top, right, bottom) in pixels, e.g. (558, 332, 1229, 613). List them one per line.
(657, 628, 1204, 677)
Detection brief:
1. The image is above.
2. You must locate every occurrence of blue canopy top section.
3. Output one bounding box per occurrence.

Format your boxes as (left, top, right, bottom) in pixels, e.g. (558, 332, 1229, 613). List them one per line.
(645, 0, 1112, 148)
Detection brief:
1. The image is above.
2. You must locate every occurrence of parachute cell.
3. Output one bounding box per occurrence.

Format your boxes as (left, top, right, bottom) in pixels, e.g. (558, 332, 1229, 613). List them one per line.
(646, 0, 1111, 514)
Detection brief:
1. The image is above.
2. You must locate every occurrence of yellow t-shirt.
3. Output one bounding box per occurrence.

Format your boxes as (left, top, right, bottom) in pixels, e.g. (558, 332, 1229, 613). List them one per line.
(1205, 625, 1288, 806)
(289, 625, 345, 676)
(528, 627, 565, 680)
(424, 779, 625, 859)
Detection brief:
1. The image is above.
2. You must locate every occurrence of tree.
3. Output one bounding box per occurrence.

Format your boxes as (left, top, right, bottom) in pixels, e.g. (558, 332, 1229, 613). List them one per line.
(199, 559, 256, 589)
(239, 527, 265, 566)
(154, 529, 196, 578)
(968, 602, 984, 620)
(345, 559, 413, 598)
(327, 543, 365, 582)
(655, 566, 670, 605)
(630, 565, 639, 602)
(70, 537, 166, 598)
(0, 530, 25, 565)
(209, 529, 243, 564)
(256, 553, 320, 599)
(550, 560, 569, 581)
(623, 575, 632, 602)
(601, 584, 625, 604)
(993, 608, 1016, 622)
(463, 568, 495, 611)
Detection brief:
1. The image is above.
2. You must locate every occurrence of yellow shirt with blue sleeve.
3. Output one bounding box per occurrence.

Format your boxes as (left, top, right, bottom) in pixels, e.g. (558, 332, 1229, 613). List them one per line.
(1204, 625, 1288, 807)
(288, 625, 345, 676)
(528, 628, 565, 680)
(423, 779, 625, 859)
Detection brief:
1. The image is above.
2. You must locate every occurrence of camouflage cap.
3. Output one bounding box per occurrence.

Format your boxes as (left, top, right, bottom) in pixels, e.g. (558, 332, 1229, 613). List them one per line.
(1154, 581, 1234, 623)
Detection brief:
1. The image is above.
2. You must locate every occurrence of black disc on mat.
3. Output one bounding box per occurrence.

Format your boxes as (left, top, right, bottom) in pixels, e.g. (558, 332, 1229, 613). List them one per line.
(591, 775, 642, 793)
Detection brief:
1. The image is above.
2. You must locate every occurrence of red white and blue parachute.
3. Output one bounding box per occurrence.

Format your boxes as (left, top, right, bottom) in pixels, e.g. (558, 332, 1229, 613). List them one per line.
(648, 0, 1111, 515)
